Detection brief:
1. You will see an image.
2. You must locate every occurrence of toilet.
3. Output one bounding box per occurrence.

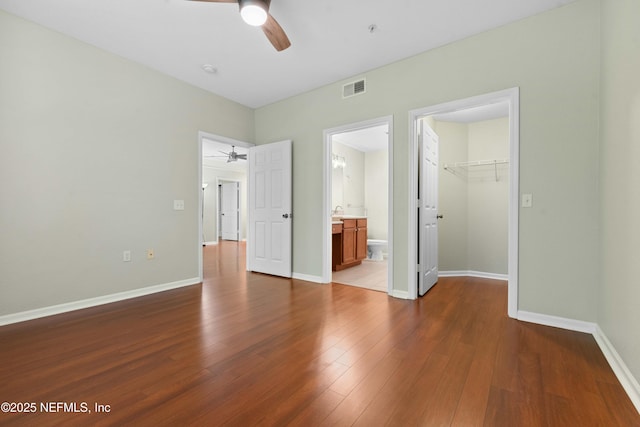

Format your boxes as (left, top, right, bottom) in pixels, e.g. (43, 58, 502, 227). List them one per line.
(367, 239, 387, 261)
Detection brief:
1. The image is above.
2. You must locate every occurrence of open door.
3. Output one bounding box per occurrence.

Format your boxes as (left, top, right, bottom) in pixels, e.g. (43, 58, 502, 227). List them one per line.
(247, 140, 292, 278)
(419, 121, 439, 295)
(221, 182, 239, 241)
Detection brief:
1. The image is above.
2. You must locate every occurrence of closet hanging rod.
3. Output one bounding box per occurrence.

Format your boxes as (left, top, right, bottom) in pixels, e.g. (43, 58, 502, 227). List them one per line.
(443, 159, 509, 169)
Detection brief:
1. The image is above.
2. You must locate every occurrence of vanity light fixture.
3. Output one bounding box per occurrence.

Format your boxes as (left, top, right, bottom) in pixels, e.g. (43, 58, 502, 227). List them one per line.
(332, 154, 346, 169)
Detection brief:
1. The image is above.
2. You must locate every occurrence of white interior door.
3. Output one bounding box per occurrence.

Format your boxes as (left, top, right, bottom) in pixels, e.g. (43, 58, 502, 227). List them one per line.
(221, 182, 239, 241)
(247, 140, 292, 278)
(419, 121, 439, 295)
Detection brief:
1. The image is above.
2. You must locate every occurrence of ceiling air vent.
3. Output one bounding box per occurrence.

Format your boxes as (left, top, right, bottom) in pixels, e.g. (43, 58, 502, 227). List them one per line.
(342, 79, 366, 98)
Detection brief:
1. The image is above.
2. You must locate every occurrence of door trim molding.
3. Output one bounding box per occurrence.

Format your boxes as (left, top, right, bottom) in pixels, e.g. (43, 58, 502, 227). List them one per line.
(408, 88, 519, 318)
(322, 116, 394, 294)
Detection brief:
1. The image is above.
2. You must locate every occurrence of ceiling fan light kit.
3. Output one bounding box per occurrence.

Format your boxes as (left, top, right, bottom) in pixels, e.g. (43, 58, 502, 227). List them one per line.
(191, 0, 290, 51)
(204, 146, 248, 163)
(239, 0, 269, 26)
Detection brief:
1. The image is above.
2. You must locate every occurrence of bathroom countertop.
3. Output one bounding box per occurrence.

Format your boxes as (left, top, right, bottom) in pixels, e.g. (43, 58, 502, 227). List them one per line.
(331, 215, 367, 220)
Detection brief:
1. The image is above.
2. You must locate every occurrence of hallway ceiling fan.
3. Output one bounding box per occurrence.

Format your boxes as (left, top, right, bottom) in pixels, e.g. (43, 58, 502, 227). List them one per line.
(190, 0, 291, 51)
(205, 146, 248, 163)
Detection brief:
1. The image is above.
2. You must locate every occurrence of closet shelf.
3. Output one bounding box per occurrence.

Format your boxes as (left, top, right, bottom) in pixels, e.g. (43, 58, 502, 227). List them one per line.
(443, 159, 509, 182)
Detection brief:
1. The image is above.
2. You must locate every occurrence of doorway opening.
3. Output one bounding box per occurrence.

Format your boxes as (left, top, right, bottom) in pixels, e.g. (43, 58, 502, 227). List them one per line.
(322, 116, 393, 293)
(409, 88, 519, 318)
(198, 131, 253, 281)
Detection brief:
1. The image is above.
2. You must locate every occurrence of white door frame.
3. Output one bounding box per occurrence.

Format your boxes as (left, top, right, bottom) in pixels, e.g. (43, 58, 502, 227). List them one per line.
(216, 178, 242, 242)
(198, 131, 253, 282)
(322, 115, 394, 293)
(408, 88, 519, 318)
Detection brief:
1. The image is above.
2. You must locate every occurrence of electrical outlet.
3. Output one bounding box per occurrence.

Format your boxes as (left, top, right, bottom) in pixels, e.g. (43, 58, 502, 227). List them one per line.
(123, 250, 131, 262)
(522, 193, 533, 208)
(173, 200, 184, 211)
(147, 249, 154, 260)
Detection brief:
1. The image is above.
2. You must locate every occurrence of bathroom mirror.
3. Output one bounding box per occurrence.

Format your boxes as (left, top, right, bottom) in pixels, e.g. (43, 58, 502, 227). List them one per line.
(332, 163, 344, 213)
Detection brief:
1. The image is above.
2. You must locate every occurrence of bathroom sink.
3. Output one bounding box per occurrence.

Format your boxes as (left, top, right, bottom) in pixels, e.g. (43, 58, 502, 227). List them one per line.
(332, 214, 366, 219)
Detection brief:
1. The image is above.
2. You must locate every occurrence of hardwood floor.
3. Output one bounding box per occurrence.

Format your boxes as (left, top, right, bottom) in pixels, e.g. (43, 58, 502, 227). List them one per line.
(0, 241, 638, 426)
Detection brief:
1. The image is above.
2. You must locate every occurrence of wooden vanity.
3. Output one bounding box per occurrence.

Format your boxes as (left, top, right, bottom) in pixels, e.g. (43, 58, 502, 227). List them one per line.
(332, 217, 367, 271)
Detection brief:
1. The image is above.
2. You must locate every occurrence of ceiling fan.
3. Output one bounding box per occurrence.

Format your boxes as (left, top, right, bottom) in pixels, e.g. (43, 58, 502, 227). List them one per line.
(205, 146, 248, 163)
(191, 0, 291, 51)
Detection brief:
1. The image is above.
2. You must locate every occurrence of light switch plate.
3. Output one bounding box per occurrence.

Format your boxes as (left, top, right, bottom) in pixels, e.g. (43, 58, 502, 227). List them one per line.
(173, 200, 185, 211)
(522, 193, 533, 208)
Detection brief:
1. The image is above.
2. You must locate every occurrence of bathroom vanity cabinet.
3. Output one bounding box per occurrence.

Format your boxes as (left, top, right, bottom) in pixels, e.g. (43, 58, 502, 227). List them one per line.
(332, 218, 367, 271)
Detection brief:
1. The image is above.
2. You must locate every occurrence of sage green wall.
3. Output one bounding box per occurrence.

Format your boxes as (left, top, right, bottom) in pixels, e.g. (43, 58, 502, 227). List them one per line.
(467, 118, 509, 275)
(364, 149, 389, 241)
(0, 10, 254, 315)
(599, 0, 640, 382)
(255, 0, 600, 320)
(435, 118, 508, 275)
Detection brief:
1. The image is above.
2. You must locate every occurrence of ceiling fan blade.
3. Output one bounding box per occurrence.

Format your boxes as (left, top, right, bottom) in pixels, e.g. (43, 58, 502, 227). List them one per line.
(236, 154, 248, 159)
(262, 13, 291, 51)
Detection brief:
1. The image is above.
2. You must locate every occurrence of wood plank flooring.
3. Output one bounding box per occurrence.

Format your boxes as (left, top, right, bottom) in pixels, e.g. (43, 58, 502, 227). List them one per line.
(0, 241, 638, 426)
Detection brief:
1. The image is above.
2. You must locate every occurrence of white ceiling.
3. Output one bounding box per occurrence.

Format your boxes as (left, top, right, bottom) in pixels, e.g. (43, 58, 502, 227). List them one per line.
(0, 0, 577, 109)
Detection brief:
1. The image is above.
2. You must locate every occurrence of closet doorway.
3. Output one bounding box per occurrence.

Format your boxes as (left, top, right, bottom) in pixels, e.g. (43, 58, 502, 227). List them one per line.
(409, 88, 520, 318)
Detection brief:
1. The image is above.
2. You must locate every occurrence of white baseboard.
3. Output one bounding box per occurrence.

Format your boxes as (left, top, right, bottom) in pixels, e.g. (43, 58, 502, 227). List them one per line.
(517, 310, 640, 415)
(0, 277, 200, 326)
(389, 289, 410, 299)
(517, 310, 596, 334)
(439, 270, 508, 281)
(292, 272, 324, 284)
(593, 325, 640, 413)
(204, 241, 218, 245)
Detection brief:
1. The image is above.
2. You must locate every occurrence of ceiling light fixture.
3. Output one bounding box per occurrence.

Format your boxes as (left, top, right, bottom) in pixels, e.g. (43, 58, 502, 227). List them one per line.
(239, 0, 269, 26)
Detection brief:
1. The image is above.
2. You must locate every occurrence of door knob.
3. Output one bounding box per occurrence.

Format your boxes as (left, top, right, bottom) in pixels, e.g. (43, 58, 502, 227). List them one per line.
(437, 214, 443, 219)
(282, 213, 289, 219)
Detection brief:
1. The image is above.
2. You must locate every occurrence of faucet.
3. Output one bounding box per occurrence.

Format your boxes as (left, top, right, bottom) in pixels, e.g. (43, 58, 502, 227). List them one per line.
(333, 205, 343, 215)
